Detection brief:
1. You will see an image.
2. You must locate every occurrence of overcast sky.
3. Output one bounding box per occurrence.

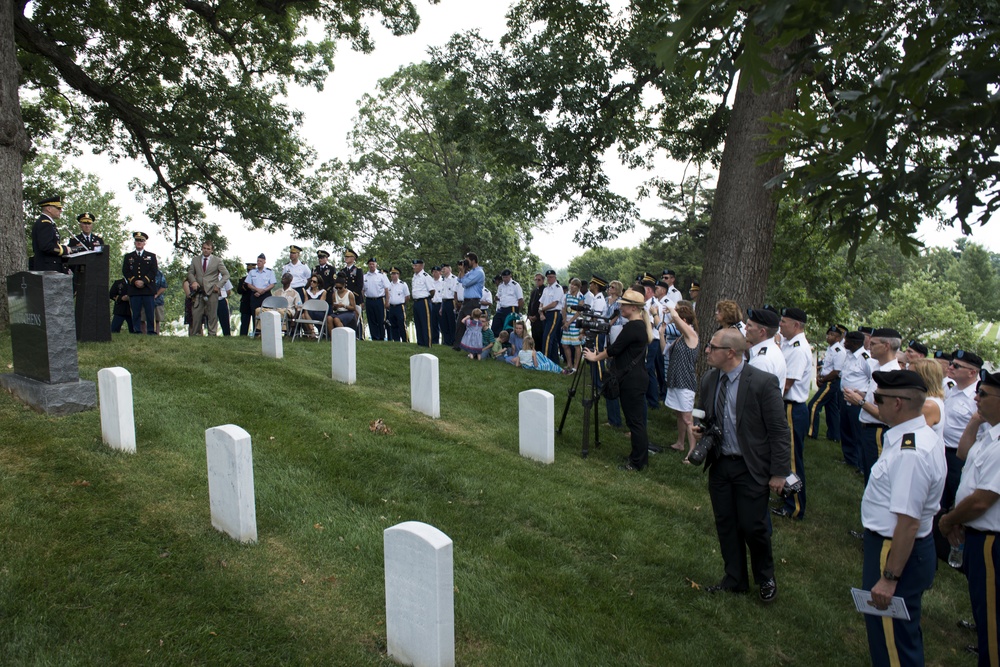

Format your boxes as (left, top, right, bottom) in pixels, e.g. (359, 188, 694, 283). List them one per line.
(69, 0, 996, 267)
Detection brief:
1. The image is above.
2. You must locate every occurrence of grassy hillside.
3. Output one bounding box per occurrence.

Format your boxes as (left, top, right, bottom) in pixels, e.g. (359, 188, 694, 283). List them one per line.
(0, 333, 977, 665)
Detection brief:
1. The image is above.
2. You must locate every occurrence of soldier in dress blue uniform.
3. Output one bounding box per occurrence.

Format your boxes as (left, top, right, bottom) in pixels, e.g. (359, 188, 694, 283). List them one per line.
(30, 194, 70, 273)
(410, 259, 435, 347)
(122, 231, 158, 335)
(860, 370, 945, 667)
(939, 369, 1000, 667)
(807, 324, 847, 442)
(340, 249, 364, 338)
(67, 212, 104, 250)
(314, 250, 336, 291)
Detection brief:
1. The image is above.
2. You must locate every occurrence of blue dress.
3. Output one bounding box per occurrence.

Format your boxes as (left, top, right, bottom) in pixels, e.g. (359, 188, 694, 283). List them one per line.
(460, 319, 483, 353)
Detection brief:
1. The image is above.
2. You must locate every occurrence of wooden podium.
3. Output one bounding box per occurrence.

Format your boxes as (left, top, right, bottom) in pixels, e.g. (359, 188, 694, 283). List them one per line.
(66, 249, 111, 342)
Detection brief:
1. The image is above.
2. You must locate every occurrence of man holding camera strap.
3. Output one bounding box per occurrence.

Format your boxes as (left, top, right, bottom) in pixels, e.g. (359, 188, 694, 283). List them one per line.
(697, 328, 790, 602)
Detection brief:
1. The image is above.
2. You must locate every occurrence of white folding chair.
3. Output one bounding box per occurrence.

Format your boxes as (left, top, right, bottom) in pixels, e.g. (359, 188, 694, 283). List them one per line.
(256, 295, 290, 334)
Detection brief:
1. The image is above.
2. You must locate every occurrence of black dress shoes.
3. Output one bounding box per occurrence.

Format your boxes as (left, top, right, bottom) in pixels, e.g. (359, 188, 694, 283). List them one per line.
(704, 582, 747, 594)
(759, 578, 778, 603)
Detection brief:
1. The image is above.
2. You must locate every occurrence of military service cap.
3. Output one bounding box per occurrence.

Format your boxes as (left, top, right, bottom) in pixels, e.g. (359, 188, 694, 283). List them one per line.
(289, 245, 302, 253)
(133, 231, 149, 241)
(77, 212, 95, 224)
(589, 274, 608, 289)
(37, 195, 62, 208)
(317, 250, 330, 259)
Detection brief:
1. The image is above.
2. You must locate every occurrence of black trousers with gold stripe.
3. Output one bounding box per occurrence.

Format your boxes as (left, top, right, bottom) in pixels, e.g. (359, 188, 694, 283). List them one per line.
(862, 530, 935, 667)
(966, 528, 1000, 667)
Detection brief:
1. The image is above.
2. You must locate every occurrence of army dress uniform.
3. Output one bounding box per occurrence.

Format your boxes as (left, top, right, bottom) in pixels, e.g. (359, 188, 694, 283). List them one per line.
(492, 271, 524, 337)
(807, 326, 847, 442)
(67, 212, 104, 251)
(861, 410, 945, 667)
(841, 336, 873, 471)
(123, 232, 158, 335)
(858, 356, 902, 483)
(779, 318, 812, 520)
(539, 272, 565, 362)
(314, 251, 336, 291)
(386, 271, 410, 342)
(410, 260, 435, 347)
(948, 410, 1000, 667)
(30, 195, 70, 273)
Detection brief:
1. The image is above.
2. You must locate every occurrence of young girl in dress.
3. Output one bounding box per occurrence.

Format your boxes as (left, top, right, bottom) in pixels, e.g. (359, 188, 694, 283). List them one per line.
(461, 308, 485, 359)
(561, 277, 584, 373)
(515, 336, 563, 373)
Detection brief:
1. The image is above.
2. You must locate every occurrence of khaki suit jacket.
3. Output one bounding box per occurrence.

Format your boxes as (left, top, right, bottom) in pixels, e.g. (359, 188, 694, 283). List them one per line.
(188, 254, 229, 294)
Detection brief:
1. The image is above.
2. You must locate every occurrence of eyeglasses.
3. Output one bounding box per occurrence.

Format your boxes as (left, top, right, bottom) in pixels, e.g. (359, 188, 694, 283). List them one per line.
(977, 389, 1000, 400)
(310, 280, 318, 284)
(705, 344, 731, 352)
(950, 361, 976, 371)
(873, 393, 916, 404)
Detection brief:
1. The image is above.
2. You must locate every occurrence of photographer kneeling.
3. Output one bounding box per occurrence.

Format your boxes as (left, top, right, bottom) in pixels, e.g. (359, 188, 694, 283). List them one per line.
(583, 289, 653, 472)
(696, 327, 790, 602)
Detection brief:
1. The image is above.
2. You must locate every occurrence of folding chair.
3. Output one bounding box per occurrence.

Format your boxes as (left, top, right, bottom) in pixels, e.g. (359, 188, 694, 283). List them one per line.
(291, 299, 330, 341)
(257, 295, 289, 334)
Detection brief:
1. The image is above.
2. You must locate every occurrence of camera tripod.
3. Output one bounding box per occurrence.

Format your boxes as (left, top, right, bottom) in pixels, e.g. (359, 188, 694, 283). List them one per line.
(556, 333, 604, 458)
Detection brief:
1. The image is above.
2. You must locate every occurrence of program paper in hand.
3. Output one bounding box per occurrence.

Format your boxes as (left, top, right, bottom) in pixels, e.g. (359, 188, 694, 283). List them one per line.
(851, 587, 911, 620)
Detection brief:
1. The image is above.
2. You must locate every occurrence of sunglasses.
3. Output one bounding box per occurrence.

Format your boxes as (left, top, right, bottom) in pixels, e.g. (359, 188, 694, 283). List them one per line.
(977, 388, 999, 399)
(873, 393, 916, 404)
(949, 361, 976, 371)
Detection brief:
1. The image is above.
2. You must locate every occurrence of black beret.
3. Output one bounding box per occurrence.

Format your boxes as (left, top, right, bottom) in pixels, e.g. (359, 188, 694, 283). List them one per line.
(858, 326, 875, 335)
(781, 307, 807, 323)
(763, 304, 778, 314)
(845, 331, 865, 343)
(493, 274, 502, 283)
(441, 263, 451, 268)
(933, 350, 953, 361)
(412, 258, 424, 265)
(432, 265, 442, 272)
(953, 349, 984, 368)
(982, 371, 1000, 390)
(367, 257, 377, 263)
(872, 327, 901, 338)
(501, 268, 512, 276)
(908, 340, 928, 355)
(747, 307, 780, 328)
(655, 280, 670, 289)
(827, 324, 840, 334)
(662, 269, 676, 276)
(545, 269, 556, 276)
(317, 250, 330, 259)
(873, 369, 928, 393)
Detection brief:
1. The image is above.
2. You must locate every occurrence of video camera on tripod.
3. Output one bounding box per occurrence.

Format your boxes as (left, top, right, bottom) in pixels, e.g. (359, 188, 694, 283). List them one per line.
(569, 302, 612, 338)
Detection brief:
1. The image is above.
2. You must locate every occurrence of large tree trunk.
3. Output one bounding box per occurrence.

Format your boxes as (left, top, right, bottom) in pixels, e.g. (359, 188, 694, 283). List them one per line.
(695, 34, 804, 357)
(0, 0, 29, 330)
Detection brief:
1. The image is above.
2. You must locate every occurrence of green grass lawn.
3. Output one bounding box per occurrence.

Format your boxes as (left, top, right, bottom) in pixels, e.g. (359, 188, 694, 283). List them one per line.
(0, 333, 977, 665)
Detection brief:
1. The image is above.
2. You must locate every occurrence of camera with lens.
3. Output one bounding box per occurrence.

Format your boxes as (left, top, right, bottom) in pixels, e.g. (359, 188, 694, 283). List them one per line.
(573, 303, 612, 337)
(687, 409, 722, 466)
(458, 259, 469, 268)
(780, 472, 803, 497)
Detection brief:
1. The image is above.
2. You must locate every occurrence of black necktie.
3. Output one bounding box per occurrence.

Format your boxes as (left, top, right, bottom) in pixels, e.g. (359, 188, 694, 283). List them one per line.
(716, 373, 729, 433)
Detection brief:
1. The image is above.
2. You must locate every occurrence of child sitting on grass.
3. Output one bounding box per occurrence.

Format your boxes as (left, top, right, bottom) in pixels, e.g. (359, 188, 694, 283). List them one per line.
(491, 330, 511, 359)
(514, 336, 562, 373)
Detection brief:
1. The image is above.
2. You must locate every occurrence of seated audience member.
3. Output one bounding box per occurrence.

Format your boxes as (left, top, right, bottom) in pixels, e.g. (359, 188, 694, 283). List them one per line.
(256, 273, 301, 332)
(514, 336, 563, 373)
(327, 274, 358, 331)
(503, 319, 528, 363)
(298, 273, 326, 338)
(491, 330, 511, 359)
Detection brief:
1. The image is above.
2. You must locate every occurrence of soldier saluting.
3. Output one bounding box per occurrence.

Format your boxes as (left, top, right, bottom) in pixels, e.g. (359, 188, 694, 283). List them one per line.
(30, 194, 70, 273)
(123, 231, 158, 335)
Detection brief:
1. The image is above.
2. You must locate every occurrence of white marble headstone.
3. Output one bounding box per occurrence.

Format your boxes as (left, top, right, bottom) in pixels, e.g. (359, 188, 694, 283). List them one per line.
(384, 521, 454, 667)
(98, 367, 136, 453)
(519, 389, 554, 464)
(205, 424, 257, 543)
(410, 354, 440, 419)
(260, 311, 283, 359)
(331, 327, 356, 384)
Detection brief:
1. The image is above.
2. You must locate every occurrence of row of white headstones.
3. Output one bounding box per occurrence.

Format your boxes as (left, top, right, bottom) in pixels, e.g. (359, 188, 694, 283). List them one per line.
(95, 319, 556, 667)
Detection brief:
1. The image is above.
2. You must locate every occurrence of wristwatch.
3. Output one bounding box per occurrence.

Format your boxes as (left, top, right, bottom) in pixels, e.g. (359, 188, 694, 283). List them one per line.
(882, 569, 899, 582)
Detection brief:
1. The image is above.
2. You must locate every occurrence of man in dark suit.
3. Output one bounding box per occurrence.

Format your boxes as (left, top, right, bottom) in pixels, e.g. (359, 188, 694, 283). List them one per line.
(697, 327, 791, 602)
